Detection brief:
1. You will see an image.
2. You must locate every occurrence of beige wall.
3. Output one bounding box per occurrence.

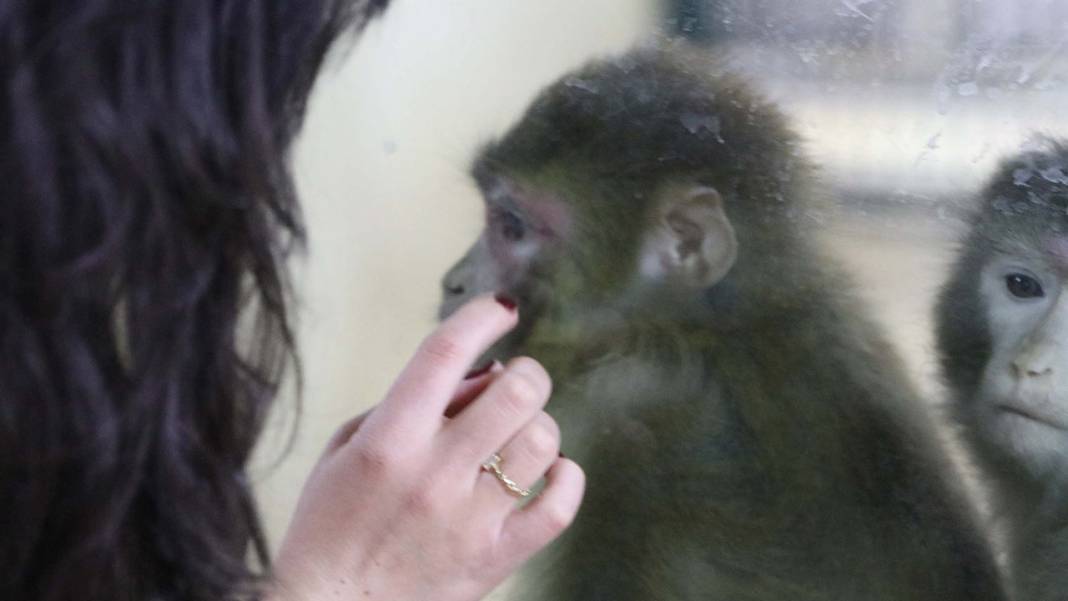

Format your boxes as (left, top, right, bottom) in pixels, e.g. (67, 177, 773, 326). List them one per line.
(252, 0, 655, 554)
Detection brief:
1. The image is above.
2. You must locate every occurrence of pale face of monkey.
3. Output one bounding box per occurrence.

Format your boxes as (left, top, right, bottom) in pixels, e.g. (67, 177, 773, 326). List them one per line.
(975, 245, 1068, 479)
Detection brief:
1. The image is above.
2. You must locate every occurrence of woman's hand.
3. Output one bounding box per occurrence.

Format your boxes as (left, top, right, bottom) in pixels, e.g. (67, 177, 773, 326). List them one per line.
(269, 295, 585, 601)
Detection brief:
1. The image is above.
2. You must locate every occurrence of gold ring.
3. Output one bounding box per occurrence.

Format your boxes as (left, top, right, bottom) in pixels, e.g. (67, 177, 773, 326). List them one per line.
(481, 453, 532, 498)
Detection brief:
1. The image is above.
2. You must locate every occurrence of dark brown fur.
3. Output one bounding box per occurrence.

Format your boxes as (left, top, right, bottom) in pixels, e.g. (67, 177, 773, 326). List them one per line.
(444, 45, 1003, 600)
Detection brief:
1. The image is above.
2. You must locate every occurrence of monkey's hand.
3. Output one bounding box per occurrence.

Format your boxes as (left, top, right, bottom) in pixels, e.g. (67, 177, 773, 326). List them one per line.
(267, 295, 585, 601)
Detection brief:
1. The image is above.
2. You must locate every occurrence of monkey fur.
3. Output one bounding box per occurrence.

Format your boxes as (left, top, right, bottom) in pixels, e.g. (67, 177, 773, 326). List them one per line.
(442, 44, 1004, 600)
(938, 140, 1068, 601)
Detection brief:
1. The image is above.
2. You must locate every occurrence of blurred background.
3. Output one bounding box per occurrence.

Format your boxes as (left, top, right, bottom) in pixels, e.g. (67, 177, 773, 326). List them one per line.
(252, 0, 1068, 595)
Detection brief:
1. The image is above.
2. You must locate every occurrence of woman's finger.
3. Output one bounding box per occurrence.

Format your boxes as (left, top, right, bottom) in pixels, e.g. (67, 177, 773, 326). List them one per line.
(368, 295, 518, 440)
(499, 458, 585, 566)
(443, 356, 552, 466)
(474, 412, 561, 507)
(445, 360, 504, 418)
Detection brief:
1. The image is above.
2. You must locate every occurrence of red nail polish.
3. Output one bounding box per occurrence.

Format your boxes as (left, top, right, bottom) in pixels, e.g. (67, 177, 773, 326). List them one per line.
(464, 362, 494, 380)
(495, 293, 518, 311)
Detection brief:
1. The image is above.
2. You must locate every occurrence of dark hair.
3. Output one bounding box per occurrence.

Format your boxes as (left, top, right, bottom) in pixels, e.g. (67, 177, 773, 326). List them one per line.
(0, 1, 387, 600)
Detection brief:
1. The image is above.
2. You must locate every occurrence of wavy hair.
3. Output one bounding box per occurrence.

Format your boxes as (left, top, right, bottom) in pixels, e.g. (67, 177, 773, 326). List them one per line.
(0, 1, 388, 599)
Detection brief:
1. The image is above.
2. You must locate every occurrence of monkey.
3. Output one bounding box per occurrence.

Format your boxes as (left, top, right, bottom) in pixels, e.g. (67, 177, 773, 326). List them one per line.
(440, 45, 1004, 600)
(937, 140, 1068, 601)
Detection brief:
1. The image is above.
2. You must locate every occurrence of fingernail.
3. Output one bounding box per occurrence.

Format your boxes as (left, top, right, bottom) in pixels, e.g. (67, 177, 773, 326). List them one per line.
(464, 361, 494, 380)
(495, 293, 518, 311)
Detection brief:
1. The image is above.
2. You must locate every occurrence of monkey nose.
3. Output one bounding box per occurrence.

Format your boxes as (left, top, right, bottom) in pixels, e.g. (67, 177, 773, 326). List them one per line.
(1012, 361, 1054, 379)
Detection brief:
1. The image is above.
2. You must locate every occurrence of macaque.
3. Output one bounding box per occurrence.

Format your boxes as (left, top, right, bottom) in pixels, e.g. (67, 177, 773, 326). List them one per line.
(442, 45, 1004, 600)
(937, 140, 1068, 601)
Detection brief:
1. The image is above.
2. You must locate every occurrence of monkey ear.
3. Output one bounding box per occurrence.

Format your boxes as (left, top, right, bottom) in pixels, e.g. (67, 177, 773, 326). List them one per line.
(642, 186, 738, 288)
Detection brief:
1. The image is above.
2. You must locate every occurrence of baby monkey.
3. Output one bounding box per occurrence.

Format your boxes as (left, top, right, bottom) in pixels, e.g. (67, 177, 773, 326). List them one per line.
(442, 45, 1004, 600)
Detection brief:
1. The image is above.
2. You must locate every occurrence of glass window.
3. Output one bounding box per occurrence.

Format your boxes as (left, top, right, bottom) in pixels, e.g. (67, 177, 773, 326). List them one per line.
(257, 2, 1068, 599)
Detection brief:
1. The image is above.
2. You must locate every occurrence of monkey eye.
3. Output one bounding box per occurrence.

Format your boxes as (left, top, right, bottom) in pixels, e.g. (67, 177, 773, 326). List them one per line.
(494, 209, 527, 242)
(1005, 273, 1045, 299)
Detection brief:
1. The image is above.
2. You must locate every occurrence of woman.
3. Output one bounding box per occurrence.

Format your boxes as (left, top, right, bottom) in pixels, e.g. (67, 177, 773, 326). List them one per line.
(0, 1, 584, 600)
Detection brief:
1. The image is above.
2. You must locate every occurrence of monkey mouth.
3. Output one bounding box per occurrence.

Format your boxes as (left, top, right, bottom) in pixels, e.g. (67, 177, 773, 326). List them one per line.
(995, 404, 1068, 431)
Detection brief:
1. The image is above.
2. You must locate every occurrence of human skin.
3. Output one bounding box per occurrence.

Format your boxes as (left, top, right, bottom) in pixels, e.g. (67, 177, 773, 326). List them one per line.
(268, 295, 586, 601)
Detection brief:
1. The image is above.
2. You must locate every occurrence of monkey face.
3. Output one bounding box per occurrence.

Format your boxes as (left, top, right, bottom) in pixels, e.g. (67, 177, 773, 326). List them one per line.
(438, 173, 568, 361)
(438, 169, 741, 365)
(973, 248, 1068, 478)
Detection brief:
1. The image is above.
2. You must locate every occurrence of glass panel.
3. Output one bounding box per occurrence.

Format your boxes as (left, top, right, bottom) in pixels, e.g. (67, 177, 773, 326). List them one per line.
(256, 2, 1068, 599)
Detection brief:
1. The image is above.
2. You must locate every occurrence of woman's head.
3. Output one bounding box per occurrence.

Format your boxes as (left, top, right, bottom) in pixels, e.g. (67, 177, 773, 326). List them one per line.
(0, 1, 387, 599)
